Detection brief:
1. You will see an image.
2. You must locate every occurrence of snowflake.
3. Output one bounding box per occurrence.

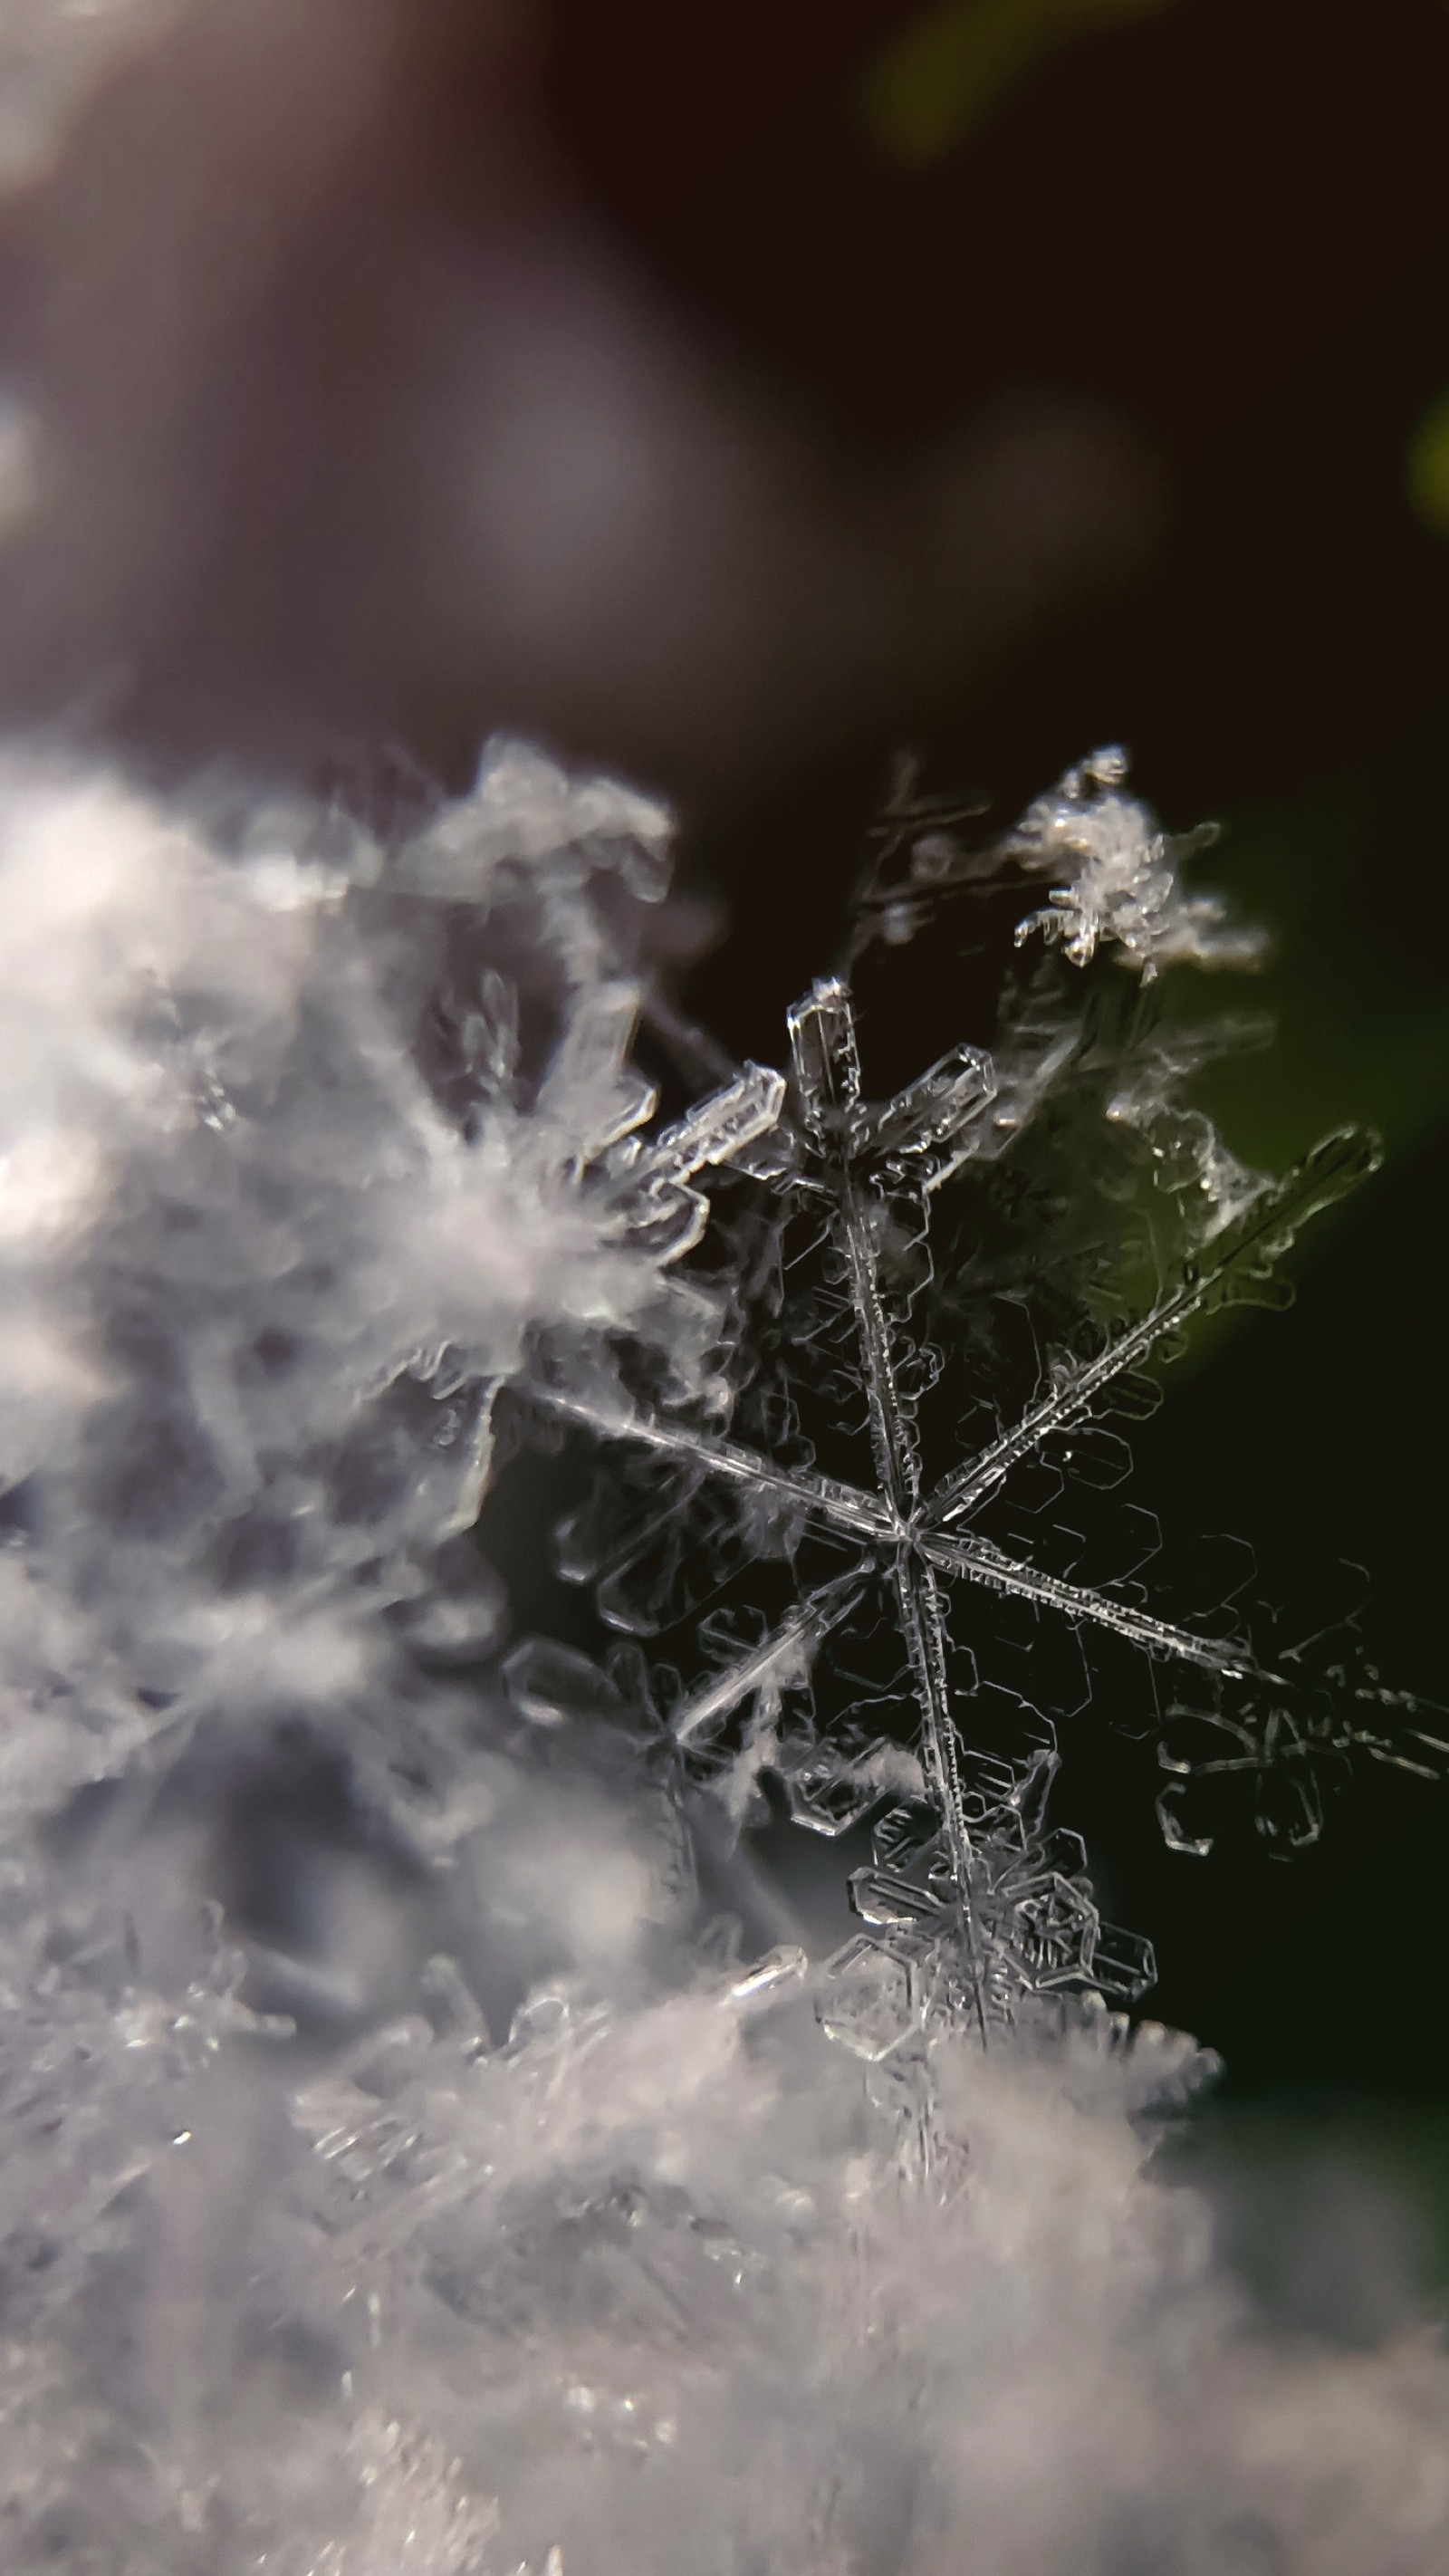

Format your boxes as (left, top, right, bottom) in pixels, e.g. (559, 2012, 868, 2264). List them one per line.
(508, 752, 1444, 2060)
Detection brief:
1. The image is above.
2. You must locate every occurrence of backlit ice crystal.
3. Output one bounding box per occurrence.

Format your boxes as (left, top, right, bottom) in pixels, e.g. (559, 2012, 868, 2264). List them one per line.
(519, 750, 1443, 2071)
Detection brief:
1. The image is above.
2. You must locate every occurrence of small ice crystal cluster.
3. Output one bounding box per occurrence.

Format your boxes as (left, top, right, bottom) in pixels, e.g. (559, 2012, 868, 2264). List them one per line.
(1009, 744, 1270, 979)
(1, 735, 1448, 2575)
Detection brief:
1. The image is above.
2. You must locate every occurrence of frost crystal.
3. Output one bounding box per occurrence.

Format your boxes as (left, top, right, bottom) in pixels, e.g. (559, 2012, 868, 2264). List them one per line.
(1010, 743, 1268, 978)
(518, 747, 1442, 2062)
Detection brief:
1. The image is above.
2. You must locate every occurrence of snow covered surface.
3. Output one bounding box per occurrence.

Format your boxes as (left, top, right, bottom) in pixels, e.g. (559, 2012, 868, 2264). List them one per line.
(0, 733, 1443, 2571)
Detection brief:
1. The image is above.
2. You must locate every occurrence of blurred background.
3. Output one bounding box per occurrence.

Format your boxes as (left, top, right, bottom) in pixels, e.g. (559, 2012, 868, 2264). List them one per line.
(5, 0, 1449, 2322)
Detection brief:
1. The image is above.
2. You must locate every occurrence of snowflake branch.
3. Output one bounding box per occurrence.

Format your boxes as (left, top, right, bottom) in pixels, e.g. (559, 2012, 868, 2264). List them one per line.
(918, 1529, 1269, 1681)
(521, 1379, 900, 1544)
(924, 1126, 1378, 1533)
(669, 1568, 873, 1745)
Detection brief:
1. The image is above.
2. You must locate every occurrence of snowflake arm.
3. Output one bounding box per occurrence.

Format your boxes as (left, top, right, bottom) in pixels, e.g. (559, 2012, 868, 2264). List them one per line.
(923, 1125, 1379, 1532)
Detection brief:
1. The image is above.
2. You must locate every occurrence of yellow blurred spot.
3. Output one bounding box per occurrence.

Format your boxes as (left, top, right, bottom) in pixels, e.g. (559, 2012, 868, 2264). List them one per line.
(1406, 389, 1449, 538)
(858, 0, 1184, 171)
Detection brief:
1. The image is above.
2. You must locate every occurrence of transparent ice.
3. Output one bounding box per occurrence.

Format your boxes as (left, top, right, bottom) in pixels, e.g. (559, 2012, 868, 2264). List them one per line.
(518, 745, 1444, 2068)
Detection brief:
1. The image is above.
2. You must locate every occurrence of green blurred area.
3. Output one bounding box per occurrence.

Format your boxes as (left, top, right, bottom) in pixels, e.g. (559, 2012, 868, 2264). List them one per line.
(1406, 387, 1449, 539)
(858, 0, 1185, 168)
(1201, 787, 1449, 1183)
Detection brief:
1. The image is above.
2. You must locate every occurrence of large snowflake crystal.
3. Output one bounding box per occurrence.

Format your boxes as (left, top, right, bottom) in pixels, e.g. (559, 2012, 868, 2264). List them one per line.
(511, 750, 1444, 2063)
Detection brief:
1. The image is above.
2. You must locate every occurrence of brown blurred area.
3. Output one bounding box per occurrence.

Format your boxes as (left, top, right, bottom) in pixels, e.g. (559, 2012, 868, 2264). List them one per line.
(2, 2, 1445, 926)
(0, 0, 1171, 800)
(0, 4, 1440, 799)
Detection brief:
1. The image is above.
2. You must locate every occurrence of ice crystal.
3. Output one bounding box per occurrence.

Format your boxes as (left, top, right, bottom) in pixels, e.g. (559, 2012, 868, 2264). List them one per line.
(509, 750, 1444, 2087)
(1008, 744, 1269, 979)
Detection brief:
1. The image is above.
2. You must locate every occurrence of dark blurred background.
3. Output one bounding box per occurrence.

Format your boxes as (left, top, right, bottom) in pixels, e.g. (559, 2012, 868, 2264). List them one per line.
(6, 0, 1449, 2302)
